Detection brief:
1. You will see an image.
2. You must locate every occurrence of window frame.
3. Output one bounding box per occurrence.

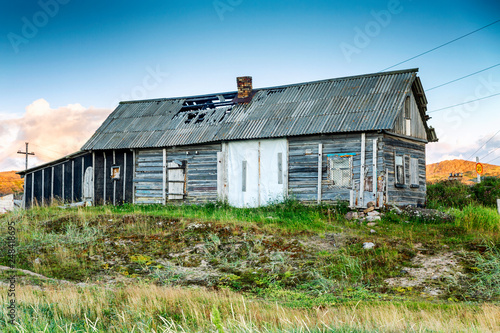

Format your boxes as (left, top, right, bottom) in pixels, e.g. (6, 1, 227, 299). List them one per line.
(395, 154, 405, 187)
(327, 153, 354, 189)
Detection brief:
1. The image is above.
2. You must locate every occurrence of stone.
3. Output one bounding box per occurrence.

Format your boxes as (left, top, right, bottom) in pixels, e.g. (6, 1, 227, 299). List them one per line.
(367, 222, 377, 227)
(34, 258, 41, 265)
(364, 206, 375, 213)
(366, 215, 381, 222)
(363, 242, 375, 249)
(370, 229, 376, 234)
(345, 212, 359, 220)
(367, 201, 375, 208)
(368, 211, 380, 216)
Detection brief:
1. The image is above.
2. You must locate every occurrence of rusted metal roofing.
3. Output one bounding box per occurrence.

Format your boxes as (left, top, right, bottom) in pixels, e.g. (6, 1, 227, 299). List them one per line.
(82, 68, 427, 150)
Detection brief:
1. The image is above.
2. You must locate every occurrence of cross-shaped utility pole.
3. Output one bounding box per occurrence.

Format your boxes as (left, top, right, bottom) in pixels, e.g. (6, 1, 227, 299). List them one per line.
(17, 142, 35, 170)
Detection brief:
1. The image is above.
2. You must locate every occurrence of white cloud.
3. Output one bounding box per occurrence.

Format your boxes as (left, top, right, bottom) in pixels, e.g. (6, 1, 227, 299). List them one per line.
(0, 99, 111, 171)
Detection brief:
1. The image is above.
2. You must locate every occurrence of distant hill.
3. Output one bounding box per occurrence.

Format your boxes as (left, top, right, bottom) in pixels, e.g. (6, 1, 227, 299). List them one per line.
(0, 171, 24, 196)
(426, 159, 500, 184)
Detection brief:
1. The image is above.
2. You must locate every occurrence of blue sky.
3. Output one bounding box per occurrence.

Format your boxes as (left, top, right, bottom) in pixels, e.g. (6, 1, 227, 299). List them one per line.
(1, 0, 499, 171)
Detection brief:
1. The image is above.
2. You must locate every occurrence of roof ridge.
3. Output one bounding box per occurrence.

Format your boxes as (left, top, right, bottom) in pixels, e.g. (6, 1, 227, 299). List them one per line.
(119, 68, 419, 105)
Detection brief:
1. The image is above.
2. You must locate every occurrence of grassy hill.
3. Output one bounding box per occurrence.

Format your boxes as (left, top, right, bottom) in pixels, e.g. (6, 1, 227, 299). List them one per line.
(1, 200, 499, 332)
(0, 171, 23, 196)
(426, 159, 500, 184)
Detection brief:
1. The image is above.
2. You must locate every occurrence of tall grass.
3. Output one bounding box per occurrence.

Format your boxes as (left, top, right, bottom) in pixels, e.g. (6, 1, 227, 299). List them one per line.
(1, 284, 499, 332)
(450, 205, 500, 233)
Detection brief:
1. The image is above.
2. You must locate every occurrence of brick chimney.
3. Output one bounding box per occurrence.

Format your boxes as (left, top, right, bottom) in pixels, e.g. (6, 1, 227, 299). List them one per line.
(237, 76, 252, 99)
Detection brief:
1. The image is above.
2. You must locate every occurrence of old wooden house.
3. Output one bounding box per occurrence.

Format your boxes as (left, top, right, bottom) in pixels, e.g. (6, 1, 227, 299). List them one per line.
(19, 68, 437, 208)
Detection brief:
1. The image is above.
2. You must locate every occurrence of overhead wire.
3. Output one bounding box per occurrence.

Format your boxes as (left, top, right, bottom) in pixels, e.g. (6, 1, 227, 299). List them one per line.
(427, 92, 500, 113)
(380, 19, 500, 72)
(465, 129, 500, 161)
(426, 63, 500, 91)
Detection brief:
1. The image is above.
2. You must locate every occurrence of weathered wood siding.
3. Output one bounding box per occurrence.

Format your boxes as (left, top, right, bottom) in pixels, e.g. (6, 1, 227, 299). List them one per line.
(380, 133, 426, 206)
(288, 133, 384, 203)
(391, 91, 427, 140)
(134, 149, 164, 204)
(168, 144, 220, 203)
(93, 150, 134, 205)
(23, 152, 93, 208)
(24, 173, 32, 208)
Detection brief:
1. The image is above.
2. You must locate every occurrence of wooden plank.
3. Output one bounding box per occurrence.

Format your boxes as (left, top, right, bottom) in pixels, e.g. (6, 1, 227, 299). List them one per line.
(317, 143, 322, 203)
(168, 161, 184, 200)
(162, 148, 167, 204)
(103, 151, 106, 205)
(359, 133, 365, 207)
(373, 138, 377, 205)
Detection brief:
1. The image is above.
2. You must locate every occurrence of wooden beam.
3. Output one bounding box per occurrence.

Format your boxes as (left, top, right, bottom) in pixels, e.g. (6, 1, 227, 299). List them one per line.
(113, 150, 116, 206)
(31, 172, 34, 207)
(92, 152, 95, 204)
(71, 160, 74, 203)
(41, 169, 44, 206)
(81, 157, 84, 200)
(317, 143, 322, 204)
(132, 150, 136, 204)
(123, 152, 127, 203)
(103, 151, 107, 205)
(62, 164, 65, 203)
(51, 167, 54, 205)
(373, 138, 378, 205)
(360, 133, 366, 207)
(162, 148, 167, 204)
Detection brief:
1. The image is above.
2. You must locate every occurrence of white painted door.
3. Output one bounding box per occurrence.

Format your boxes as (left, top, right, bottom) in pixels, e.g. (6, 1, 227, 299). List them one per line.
(226, 139, 287, 208)
(83, 167, 93, 201)
(168, 161, 185, 200)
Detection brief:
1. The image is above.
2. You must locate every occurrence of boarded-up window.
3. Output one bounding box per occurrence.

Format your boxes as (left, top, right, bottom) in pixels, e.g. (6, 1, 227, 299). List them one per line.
(328, 154, 353, 188)
(410, 158, 419, 187)
(395, 155, 404, 186)
(168, 161, 185, 200)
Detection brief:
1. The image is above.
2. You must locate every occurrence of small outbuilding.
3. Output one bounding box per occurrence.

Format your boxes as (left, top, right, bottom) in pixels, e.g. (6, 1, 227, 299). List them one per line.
(19, 68, 437, 208)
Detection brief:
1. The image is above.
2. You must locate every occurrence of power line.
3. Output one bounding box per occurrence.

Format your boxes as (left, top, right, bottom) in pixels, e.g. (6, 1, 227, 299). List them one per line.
(380, 19, 500, 72)
(479, 146, 500, 161)
(427, 92, 500, 113)
(485, 155, 500, 164)
(465, 129, 500, 161)
(427, 63, 500, 91)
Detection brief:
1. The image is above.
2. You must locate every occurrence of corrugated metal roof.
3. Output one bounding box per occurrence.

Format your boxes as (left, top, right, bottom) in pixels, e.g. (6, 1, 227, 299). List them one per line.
(82, 68, 424, 150)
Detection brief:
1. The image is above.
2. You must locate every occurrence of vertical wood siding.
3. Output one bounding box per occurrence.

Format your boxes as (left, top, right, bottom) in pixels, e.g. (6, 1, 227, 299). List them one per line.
(380, 134, 426, 206)
(392, 91, 428, 140)
(288, 133, 384, 203)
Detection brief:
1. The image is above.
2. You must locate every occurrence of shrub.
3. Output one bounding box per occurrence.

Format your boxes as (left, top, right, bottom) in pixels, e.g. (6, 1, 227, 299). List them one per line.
(471, 176, 500, 207)
(426, 180, 474, 209)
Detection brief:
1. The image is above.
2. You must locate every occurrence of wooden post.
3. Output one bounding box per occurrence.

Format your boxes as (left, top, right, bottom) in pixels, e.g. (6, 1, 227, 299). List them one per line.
(373, 138, 377, 205)
(360, 133, 366, 207)
(41, 169, 44, 206)
(497, 199, 500, 215)
(113, 150, 116, 206)
(31, 172, 34, 207)
(103, 152, 107, 205)
(71, 160, 75, 203)
(123, 152, 127, 203)
(132, 150, 136, 204)
(81, 157, 84, 200)
(92, 152, 96, 204)
(162, 148, 167, 204)
(317, 143, 323, 204)
(50, 166, 55, 205)
(62, 164, 65, 203)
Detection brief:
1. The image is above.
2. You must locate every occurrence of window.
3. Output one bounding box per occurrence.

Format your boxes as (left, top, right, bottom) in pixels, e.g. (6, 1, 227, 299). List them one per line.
(395, 155, 404, 186)
(328, 154, 353, 188)
(111, 166, 120, 180)
(410, 157, 419, 187)
(404, 96, 411, 136)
